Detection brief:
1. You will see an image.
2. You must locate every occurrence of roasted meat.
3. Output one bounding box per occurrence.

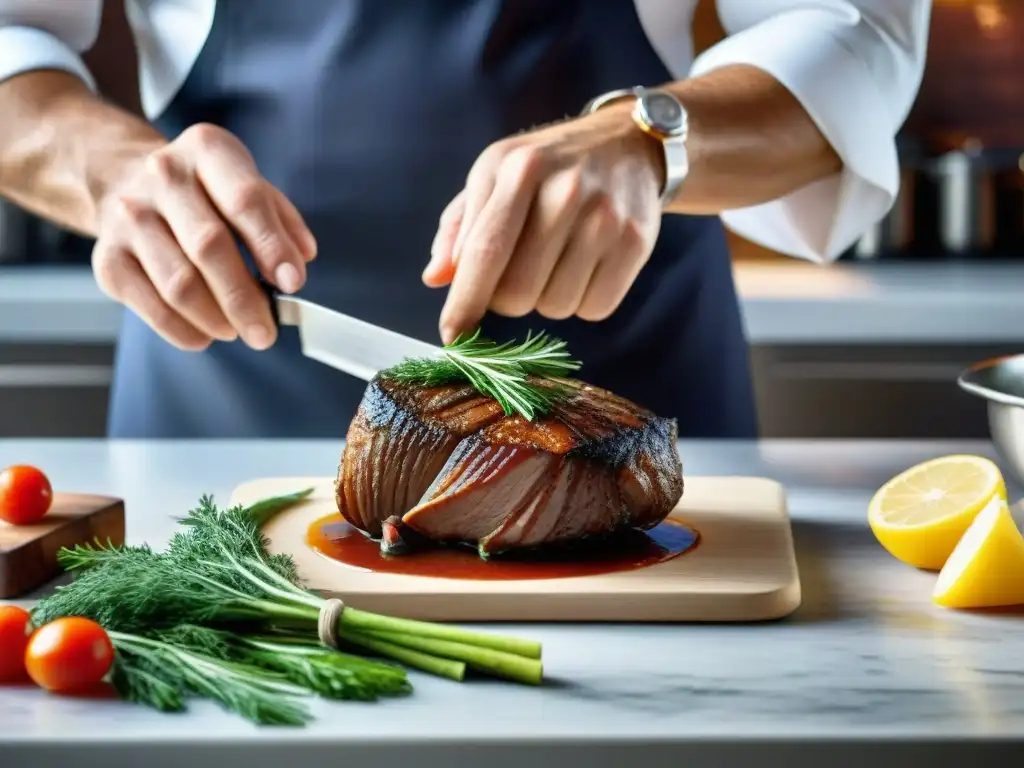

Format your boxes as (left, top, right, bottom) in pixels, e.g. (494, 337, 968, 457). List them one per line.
(334, 375, 683, 556)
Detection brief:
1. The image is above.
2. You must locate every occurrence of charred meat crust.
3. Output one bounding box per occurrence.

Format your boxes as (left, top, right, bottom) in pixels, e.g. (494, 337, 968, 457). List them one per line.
(334, 374, 683, 554)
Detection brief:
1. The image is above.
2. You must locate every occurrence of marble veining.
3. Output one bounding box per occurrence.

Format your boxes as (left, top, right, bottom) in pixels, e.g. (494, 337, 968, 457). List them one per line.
(1, 438, 1022, 764)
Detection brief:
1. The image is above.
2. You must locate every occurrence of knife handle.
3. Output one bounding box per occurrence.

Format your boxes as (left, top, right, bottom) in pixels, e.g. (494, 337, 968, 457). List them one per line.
(257, 275, 281, 328)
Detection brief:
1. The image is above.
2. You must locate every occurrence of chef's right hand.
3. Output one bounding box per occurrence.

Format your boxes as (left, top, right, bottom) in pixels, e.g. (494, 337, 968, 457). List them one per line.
(91, 123, 317, 351)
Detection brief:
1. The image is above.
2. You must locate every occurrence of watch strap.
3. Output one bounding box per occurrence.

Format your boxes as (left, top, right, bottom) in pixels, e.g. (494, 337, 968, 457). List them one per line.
(581, 86, 689, 208)
(581, 87, 639, 115)
(659, 129, 689, 207)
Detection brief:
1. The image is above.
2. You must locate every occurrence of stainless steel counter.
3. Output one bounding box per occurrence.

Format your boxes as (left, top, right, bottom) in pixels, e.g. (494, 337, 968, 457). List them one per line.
(0, 267, 120, 343)
(734, 260, 1024, 344)
(5, 261, 1024, 345)
(3, 261, 1024, 440)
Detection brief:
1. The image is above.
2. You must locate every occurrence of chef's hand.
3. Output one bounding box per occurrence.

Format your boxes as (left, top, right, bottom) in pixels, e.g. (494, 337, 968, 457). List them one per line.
(423, 103, 665, 344)
(91, 123, 317, 351)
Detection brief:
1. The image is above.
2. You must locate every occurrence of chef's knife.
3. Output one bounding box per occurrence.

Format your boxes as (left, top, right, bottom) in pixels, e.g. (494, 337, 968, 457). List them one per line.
(259, 279, 443, 381)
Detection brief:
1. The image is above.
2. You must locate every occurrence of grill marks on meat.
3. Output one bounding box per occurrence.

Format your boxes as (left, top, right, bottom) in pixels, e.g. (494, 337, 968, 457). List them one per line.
(334, 375, 683, 556)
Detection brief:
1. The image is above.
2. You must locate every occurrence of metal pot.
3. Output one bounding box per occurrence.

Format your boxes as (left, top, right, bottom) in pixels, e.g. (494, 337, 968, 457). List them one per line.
(856, 145, 1024, 260)
(958, 354, 1024, 487)
(926, 145, 1024, 256)
(931, 146, 998, 255)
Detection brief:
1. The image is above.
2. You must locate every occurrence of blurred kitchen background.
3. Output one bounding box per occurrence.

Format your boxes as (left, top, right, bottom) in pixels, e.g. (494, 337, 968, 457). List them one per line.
(1, 0, 1023, 438)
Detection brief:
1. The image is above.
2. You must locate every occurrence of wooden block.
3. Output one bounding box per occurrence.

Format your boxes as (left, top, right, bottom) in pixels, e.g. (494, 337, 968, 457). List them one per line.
(233, 476, 801, 623)
(0, 493, 125, 598)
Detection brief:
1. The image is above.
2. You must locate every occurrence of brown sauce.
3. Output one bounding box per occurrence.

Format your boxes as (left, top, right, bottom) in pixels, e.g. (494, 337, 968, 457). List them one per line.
(305, 514, 699, 581)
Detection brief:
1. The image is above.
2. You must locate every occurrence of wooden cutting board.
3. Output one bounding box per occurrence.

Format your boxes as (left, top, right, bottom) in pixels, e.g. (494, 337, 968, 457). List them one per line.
(233, 476, 801, 623)
(0, 493, 125, 598)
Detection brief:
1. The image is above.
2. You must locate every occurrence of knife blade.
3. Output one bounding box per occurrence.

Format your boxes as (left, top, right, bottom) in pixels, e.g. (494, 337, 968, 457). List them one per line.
(260, 280, 443, 381)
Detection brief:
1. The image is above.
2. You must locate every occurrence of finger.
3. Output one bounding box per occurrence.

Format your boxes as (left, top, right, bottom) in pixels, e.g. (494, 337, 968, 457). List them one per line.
(194, 143, 307, 293)
(439, 148, 541, 343)
(93, 245, 212, 351)
(489, 169, 584, 317)
(423, 190, 466, 287)
(272, 186, 318, 263)
(124, 200, 237, 343)
(451, 145, 504, 267)
(151, 161, 278, 350)
(535, 200, 619, 320)
(576, 221, 650, 322)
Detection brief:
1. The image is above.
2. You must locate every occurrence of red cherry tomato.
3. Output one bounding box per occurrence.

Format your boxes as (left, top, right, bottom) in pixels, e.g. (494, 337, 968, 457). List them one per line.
(0, 605, 34, 682)
(24, 617, 114, 693)
(0, 465, 53, 525)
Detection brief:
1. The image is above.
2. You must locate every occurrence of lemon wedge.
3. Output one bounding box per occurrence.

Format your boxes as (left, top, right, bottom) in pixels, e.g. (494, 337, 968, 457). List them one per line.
(868, 454, 1007, 570)
(933, 496, 1024, 609)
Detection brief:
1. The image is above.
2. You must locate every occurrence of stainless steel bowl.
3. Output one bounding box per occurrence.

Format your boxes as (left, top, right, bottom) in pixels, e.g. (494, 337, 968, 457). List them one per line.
(958, 354, 1024, 487)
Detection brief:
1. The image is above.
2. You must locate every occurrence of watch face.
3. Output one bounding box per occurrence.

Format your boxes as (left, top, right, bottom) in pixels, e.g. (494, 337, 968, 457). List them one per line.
(641, 92, 686, 133)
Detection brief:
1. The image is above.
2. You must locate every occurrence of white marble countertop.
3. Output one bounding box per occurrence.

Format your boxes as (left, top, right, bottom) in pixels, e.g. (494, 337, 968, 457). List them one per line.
(1, 438, 1023, 767)
(6, 261, 1024, 345)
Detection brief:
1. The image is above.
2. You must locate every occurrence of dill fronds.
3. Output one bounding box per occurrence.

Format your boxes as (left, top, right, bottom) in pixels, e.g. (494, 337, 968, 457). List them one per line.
(30, 489, 543, 726)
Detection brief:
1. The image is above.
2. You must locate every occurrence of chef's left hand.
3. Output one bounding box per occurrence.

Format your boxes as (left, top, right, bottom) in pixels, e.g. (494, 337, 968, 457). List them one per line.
(423, 103, 665, 344)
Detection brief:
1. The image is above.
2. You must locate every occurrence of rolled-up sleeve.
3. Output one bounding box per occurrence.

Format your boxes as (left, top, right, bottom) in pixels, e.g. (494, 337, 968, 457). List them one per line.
(690, 0, 931, 263)
(0, 1, 103, 91)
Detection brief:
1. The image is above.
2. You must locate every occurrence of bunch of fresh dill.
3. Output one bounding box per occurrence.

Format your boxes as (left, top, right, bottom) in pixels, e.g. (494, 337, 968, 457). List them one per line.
(385, 328, 582, 420)
(31, 489, 543, 726)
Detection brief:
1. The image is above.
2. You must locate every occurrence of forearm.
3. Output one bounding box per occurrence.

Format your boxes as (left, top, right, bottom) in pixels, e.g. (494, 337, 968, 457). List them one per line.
(0, 70, 167, 236)
(659, 64, 842, 215)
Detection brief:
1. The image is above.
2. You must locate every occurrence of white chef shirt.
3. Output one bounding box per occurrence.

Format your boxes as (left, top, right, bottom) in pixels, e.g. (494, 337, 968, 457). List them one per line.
(0, 0, 931, 264)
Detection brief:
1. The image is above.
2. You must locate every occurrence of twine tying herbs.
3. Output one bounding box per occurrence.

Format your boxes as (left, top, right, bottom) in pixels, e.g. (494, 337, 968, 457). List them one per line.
(317, 598, 346, 648)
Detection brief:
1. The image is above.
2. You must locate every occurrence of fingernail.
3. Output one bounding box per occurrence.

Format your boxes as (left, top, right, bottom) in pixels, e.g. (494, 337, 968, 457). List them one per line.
(275, 262, 301, 294)
(246, 324, 274, 350)
(439, 320, 457, 346)
(302, 231, 318, 261)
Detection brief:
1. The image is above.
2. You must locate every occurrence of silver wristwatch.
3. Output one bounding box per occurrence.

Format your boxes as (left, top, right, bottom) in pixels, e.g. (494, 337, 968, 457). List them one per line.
(581, 86, 689, 207)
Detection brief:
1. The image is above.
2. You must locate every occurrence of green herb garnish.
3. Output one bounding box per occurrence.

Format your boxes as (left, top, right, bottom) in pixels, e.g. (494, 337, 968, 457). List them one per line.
(385, 328, 582, 420)
(31, 490, 543, 726)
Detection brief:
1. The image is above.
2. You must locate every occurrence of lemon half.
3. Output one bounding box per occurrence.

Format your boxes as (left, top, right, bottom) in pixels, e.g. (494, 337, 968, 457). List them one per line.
(868, 454, 1007, 570)
(933, 496, 1024, 609)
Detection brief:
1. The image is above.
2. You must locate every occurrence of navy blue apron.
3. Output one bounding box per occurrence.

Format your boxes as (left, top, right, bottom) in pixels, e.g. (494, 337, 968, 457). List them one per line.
(106, 0, 758, 439)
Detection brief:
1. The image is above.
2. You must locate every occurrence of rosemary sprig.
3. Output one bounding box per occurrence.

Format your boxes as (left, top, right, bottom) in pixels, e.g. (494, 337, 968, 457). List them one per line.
(384, 328, 582, 420)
